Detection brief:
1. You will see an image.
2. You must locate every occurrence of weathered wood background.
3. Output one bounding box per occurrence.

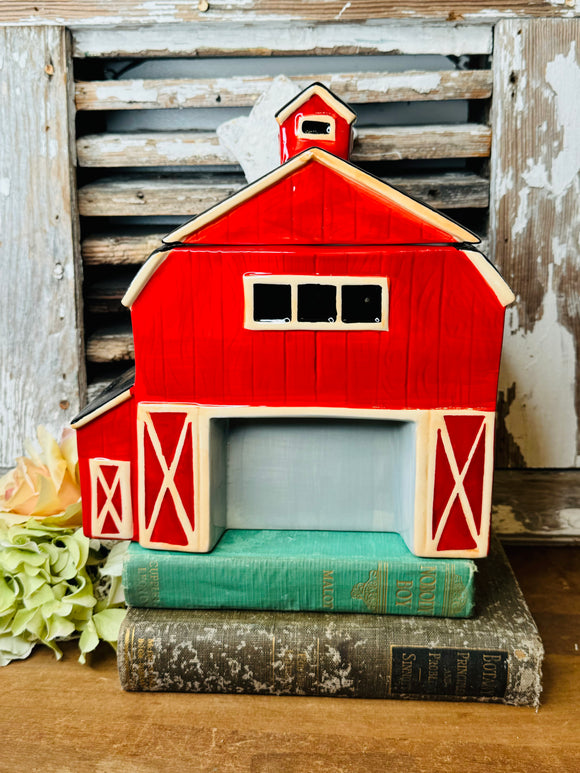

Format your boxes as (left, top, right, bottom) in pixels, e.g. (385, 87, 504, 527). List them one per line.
(0, 27, 84, 463)
(490, 19, 580, 540)
(1, 2, 579, 540)
(491, 19, 580, 471)
(0, 1, 578, 24)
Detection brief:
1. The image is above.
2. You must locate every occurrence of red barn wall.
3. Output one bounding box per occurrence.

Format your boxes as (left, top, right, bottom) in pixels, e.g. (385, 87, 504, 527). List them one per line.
(77, 397, 138, 538)
(131, 245, 505, 412)
(278, 93, 352, 162)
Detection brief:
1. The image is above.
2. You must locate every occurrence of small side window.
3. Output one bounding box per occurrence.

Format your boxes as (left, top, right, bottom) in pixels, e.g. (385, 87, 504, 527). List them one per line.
(253, 283, 291, 323)
(301, 119, 332, 136)
(296, 115, 336, 141)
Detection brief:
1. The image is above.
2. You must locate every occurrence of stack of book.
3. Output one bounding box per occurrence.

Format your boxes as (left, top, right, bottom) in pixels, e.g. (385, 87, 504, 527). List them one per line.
(117, 529, 544, 706)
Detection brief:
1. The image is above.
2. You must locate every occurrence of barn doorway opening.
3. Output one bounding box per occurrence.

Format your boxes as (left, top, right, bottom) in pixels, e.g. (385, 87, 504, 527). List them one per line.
(209, 416, 416, 534)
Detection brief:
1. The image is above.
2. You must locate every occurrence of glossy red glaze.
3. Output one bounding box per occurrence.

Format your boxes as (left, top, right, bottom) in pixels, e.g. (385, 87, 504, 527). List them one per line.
(76, 396, 137, 540)
(143, 411, 196, 547)
(131, 245, 505, 412)
(433, 415, 488, 551)
(75, 84, 511, 555)
(278, 92, 353, 162)
(181, 157, 467, 246)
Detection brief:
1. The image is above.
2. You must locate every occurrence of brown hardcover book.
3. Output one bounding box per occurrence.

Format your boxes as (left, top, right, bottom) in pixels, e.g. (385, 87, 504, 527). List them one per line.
(117, 537, 543, 706)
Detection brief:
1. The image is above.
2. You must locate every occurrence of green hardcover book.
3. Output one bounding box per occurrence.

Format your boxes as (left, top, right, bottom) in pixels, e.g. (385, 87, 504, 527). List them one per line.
(123, 530, 476, 617)
(117, 537, 544, 705)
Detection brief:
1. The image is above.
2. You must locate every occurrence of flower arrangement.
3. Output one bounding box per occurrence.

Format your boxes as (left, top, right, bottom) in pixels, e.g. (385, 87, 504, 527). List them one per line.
(0, 427, 126, 666)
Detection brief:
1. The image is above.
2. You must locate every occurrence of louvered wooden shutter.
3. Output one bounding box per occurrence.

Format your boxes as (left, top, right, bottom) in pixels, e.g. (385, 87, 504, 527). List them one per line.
(73, 30, 493, 403)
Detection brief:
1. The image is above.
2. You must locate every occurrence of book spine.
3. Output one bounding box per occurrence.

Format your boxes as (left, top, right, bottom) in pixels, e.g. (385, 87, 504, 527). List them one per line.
(123, 551, 475, 617)
(117, 610, 530, 704)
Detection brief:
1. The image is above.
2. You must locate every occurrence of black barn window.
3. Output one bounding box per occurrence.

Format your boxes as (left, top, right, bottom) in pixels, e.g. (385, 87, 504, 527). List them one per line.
(341, 284, 382, 323)
(298, 284, 337, 322)
(245, 275, 388, 330)
(253, 283, 291, 323)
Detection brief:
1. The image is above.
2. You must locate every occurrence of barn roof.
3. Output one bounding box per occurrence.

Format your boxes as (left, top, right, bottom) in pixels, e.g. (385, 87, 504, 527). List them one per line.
(71, 366, 135, 429)
(275, 83, 357, 125)
(161, 147, 478, 246)
(123, 148, 488, 308)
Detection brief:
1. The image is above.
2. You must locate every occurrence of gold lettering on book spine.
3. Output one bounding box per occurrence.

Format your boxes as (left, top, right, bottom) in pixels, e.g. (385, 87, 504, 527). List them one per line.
(450, 572, 467, 614)
(442, 567, 467, 614)
(350, 563, 388, 612)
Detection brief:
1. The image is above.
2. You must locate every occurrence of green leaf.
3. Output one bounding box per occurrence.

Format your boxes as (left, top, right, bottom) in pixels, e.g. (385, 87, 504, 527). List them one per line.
(0, 576, 18, 613)
(0, 634, 36, 667)
(92, 608, 127, 644)
(78, 618, 99, 663)
(45, 614, 75, 641)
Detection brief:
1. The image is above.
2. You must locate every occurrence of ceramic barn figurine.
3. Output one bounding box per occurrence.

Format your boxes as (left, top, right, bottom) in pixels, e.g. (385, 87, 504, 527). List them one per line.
(72, 84, 514, 558)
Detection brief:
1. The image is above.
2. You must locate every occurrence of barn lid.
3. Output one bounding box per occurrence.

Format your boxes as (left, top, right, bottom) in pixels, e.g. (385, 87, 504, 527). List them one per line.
(275, 83, 357, 126)
(123, 148, 485, 309)
(71, 366, 135, 429)
(161, 147, 478, 246)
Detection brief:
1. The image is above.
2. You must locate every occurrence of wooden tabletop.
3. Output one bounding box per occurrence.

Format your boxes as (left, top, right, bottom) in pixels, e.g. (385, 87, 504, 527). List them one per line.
(2, 545, 579, 773)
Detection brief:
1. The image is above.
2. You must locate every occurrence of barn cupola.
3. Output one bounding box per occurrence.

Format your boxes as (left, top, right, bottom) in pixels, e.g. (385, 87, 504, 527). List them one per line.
(275, 83, 356, 163)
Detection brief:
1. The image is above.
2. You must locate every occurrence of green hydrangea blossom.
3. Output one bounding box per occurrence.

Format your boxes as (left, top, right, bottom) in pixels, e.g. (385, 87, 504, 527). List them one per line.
(0, 519, 127, 665)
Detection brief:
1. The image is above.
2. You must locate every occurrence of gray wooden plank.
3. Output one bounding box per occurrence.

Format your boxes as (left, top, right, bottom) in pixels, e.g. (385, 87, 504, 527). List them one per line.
(490, 19, 580, 471)
(78, 172, 489, 218)
(82, 230, 168, 266)
(86, 326, 134, 363)
(77, 125, 492, 167)
(79, 173, 244, 217)
(71, 21, 494, 58)
(0, 26, 84, 467)
(493, 470, 580, 543)
(0, 3, 566, 28)
(75, 70, 493, 111)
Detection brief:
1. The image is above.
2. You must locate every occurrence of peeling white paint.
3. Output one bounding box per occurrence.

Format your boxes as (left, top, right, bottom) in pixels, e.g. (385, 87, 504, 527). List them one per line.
(511, 187, 529, 238)
(72, 22, 493, 59)
(361, 72, 442, 95)
(335, 2, 351, 20)
(493, 504, 580, 537)
(95, 81, 161, 104)
(495, 165, 514, 203)
(522, 157, 550, 189)
(551, 235, 569, 266)
(546, 0, 579, 9)
(514, 71, 528, 115)
(154, 138, 233, 163)
(550, 508, 580, 533)
(499, 267, 578, 468)
(0, 177, 10, 197)
(545, 41, 580, 200)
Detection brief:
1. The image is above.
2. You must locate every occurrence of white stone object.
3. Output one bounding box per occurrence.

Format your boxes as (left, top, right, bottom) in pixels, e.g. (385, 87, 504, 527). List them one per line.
(217, 75, 300, 182)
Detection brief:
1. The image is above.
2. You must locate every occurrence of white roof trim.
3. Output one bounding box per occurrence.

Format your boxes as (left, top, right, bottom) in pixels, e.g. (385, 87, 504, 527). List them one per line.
(123, 249, 170, 308)
(461, 250, 515, 307)
(123, 148, 481, 308)
(275, 84, 357, 125)
(71, 389, 133, 429)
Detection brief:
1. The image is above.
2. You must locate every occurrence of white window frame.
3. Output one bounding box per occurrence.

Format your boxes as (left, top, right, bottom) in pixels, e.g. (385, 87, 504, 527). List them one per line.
(244, 274, 389, 331)
(296, 114, 336, 141)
